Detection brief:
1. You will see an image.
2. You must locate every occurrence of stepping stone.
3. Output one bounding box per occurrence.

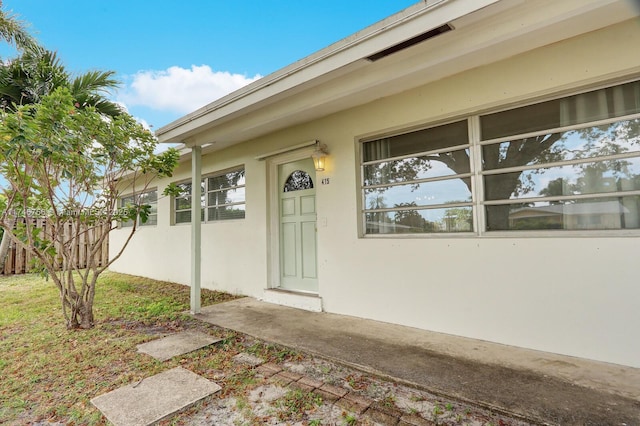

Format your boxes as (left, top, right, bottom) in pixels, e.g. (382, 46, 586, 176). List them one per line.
(232, 352, 265, 366)
(91, 367, 221, 426)
(137, 330, 221, 361)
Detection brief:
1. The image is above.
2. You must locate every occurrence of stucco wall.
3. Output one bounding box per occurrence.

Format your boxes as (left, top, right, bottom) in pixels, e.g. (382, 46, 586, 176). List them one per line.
(111, 19, 640, 367)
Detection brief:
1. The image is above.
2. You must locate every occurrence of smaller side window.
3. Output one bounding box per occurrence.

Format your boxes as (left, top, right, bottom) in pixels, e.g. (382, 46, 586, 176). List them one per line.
(206, 168, 246, 221)
(120, 189, 158, 227)
(174, 182, 198, 224)
(172, 166, 246, 224)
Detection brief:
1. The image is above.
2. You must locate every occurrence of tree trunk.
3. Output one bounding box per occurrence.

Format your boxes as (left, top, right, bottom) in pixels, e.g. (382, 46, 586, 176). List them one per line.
(66, 298, 95, 329)
(76, 302, 95, 329)
(61, 279, 96, 329)
(0, 218, 16, 271)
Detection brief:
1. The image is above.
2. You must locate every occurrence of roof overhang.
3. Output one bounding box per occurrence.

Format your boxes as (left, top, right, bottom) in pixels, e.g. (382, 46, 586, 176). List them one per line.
(156, 0, 639, 150)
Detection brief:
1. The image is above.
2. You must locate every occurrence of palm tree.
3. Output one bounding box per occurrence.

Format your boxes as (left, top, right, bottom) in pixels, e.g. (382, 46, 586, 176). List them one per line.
(0, 6, 37, 51)
(0, 7, 123, 266)
(0, 46, 122, 116)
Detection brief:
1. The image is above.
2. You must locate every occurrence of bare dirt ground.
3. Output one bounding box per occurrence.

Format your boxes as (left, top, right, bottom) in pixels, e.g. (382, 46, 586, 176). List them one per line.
(182, 342, 535, 426)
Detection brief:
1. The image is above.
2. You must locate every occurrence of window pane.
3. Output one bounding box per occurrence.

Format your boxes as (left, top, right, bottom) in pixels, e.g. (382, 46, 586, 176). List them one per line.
(140, 190, 157, 227)
(175, 196, 191, 211)
(120, 196, 135, 228)
(365, 178, 471, 209)
(207, 192, 222, 207)
(144, 214, 157, 226)
(175, 210, 191, 224)
(364, 149, 470, 186)
(486, 196, 640, 231)
(208, 175, 227, 190)
(177, 208, 205, 222)
(120, 195, 134, 206)
(362, 120, 468, 162)
(204, 168, 246, 221)
(175, 182, 191, 197)
(139, 190, 157, 204)
(365, 206, 472, 234)
(484, 157, 640, 201)
(208, 187, 246, 206)
(482, 118, 640, 171)
(121, 191, 157, 227)
(481, 80, 640, 140)
(208, 205, 246, 221)
(208, 170, 245, 190)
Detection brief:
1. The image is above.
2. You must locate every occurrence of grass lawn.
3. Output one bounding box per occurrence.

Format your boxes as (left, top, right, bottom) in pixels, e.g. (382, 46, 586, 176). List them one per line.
(0, 271, 299, 425)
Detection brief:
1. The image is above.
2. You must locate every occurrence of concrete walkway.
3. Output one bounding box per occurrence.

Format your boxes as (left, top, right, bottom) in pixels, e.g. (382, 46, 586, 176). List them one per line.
(91, 367, 221, 426)
(195, 297, 640, 425)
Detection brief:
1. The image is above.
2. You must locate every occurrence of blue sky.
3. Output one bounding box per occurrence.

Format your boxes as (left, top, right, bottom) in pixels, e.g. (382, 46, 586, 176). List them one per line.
(1, 0, 418, 130)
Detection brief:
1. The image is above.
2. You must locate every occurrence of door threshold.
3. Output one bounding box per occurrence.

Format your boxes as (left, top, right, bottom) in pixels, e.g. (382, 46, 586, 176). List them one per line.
(262, 288, 322, 312)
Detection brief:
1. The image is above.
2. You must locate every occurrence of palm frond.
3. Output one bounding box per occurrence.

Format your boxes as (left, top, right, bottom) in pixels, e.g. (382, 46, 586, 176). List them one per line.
(71, 70, 119, 95)
(0, 47, 70, 108)
(75, 93, 123, 117)
(0, 9, 38, 51)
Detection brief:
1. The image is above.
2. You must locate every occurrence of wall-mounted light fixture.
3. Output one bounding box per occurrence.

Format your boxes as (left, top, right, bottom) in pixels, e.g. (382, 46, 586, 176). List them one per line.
(312, 142, 329, 171)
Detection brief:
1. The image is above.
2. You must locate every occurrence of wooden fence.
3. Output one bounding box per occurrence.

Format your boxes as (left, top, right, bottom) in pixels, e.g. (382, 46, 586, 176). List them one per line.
(1, 218, 109, 275)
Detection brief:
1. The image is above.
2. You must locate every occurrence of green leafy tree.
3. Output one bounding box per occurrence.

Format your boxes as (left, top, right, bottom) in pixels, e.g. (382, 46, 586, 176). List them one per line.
(441, 206, 472, 231)
(0, 88, 179, 329)
(0, 9, 123, 267)
(393, 202, 439, 232)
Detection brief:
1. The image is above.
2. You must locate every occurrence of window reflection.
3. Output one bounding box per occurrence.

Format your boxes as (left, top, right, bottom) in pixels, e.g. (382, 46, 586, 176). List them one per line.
(366, 206, 472, 234)
(487, 196, 640, 231)
(361, 120, 472, 234)
(284, 170, 314, 192)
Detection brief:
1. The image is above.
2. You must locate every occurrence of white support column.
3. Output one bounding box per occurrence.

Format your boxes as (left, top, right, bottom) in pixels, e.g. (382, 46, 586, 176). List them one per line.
(190, 145, 202, 314)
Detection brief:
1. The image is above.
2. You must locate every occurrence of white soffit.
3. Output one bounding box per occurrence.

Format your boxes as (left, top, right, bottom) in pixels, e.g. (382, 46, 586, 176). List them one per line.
(158, 0, 638, 148)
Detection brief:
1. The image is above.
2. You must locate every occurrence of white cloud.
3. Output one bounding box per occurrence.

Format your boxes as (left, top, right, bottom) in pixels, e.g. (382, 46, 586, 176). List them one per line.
(118, 65, 262, 114)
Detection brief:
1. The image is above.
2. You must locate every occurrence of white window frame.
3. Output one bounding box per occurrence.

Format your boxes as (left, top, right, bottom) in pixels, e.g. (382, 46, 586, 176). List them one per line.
(360, 119, 475, 236)
(119, 188, 158, 228)
(359, 77, 640, 238)
(172, 166, 246, 225)
(478, 114, 640, 234)
(173, 181, 197, 225)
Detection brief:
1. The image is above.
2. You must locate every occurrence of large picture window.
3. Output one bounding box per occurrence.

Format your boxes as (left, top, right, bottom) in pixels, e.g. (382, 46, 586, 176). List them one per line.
(174, 167, 245, 224)
(120, 189, 158, 227)
(360, 79, 640, 235)
(480, 80, 640, 231)
(361, 120, 473, 234)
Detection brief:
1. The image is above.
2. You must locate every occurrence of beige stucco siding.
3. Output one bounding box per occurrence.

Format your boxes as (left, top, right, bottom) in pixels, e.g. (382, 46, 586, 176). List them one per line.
(111, 19, 640, 367)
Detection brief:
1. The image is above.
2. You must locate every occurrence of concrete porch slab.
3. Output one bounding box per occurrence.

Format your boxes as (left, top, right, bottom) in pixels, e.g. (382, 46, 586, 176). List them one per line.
(90, 367, 221, 426)
(194, 297, 640, 425)
(137, 330, 221, 361)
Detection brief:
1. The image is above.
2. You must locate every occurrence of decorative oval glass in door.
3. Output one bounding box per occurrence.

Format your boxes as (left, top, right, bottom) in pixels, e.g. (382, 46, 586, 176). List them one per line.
(283, 170, 314, 192)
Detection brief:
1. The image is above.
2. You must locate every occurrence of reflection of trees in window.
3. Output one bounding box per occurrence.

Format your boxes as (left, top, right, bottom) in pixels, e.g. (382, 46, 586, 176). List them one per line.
(441, 206, 472, 232)
(482, 81, 640, 231)
(362, 120, 472, 234)
(361, 79, 640, 233)
(284, 170, 313, 192)
(393, 203, 438, 232)
(206, 168, 246, 221)
(174, 182, 203, 224)
(173, 167, 246, 223)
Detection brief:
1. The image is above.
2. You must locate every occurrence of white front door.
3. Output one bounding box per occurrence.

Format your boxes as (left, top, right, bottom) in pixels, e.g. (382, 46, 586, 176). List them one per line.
(278, 158, 318, 292)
